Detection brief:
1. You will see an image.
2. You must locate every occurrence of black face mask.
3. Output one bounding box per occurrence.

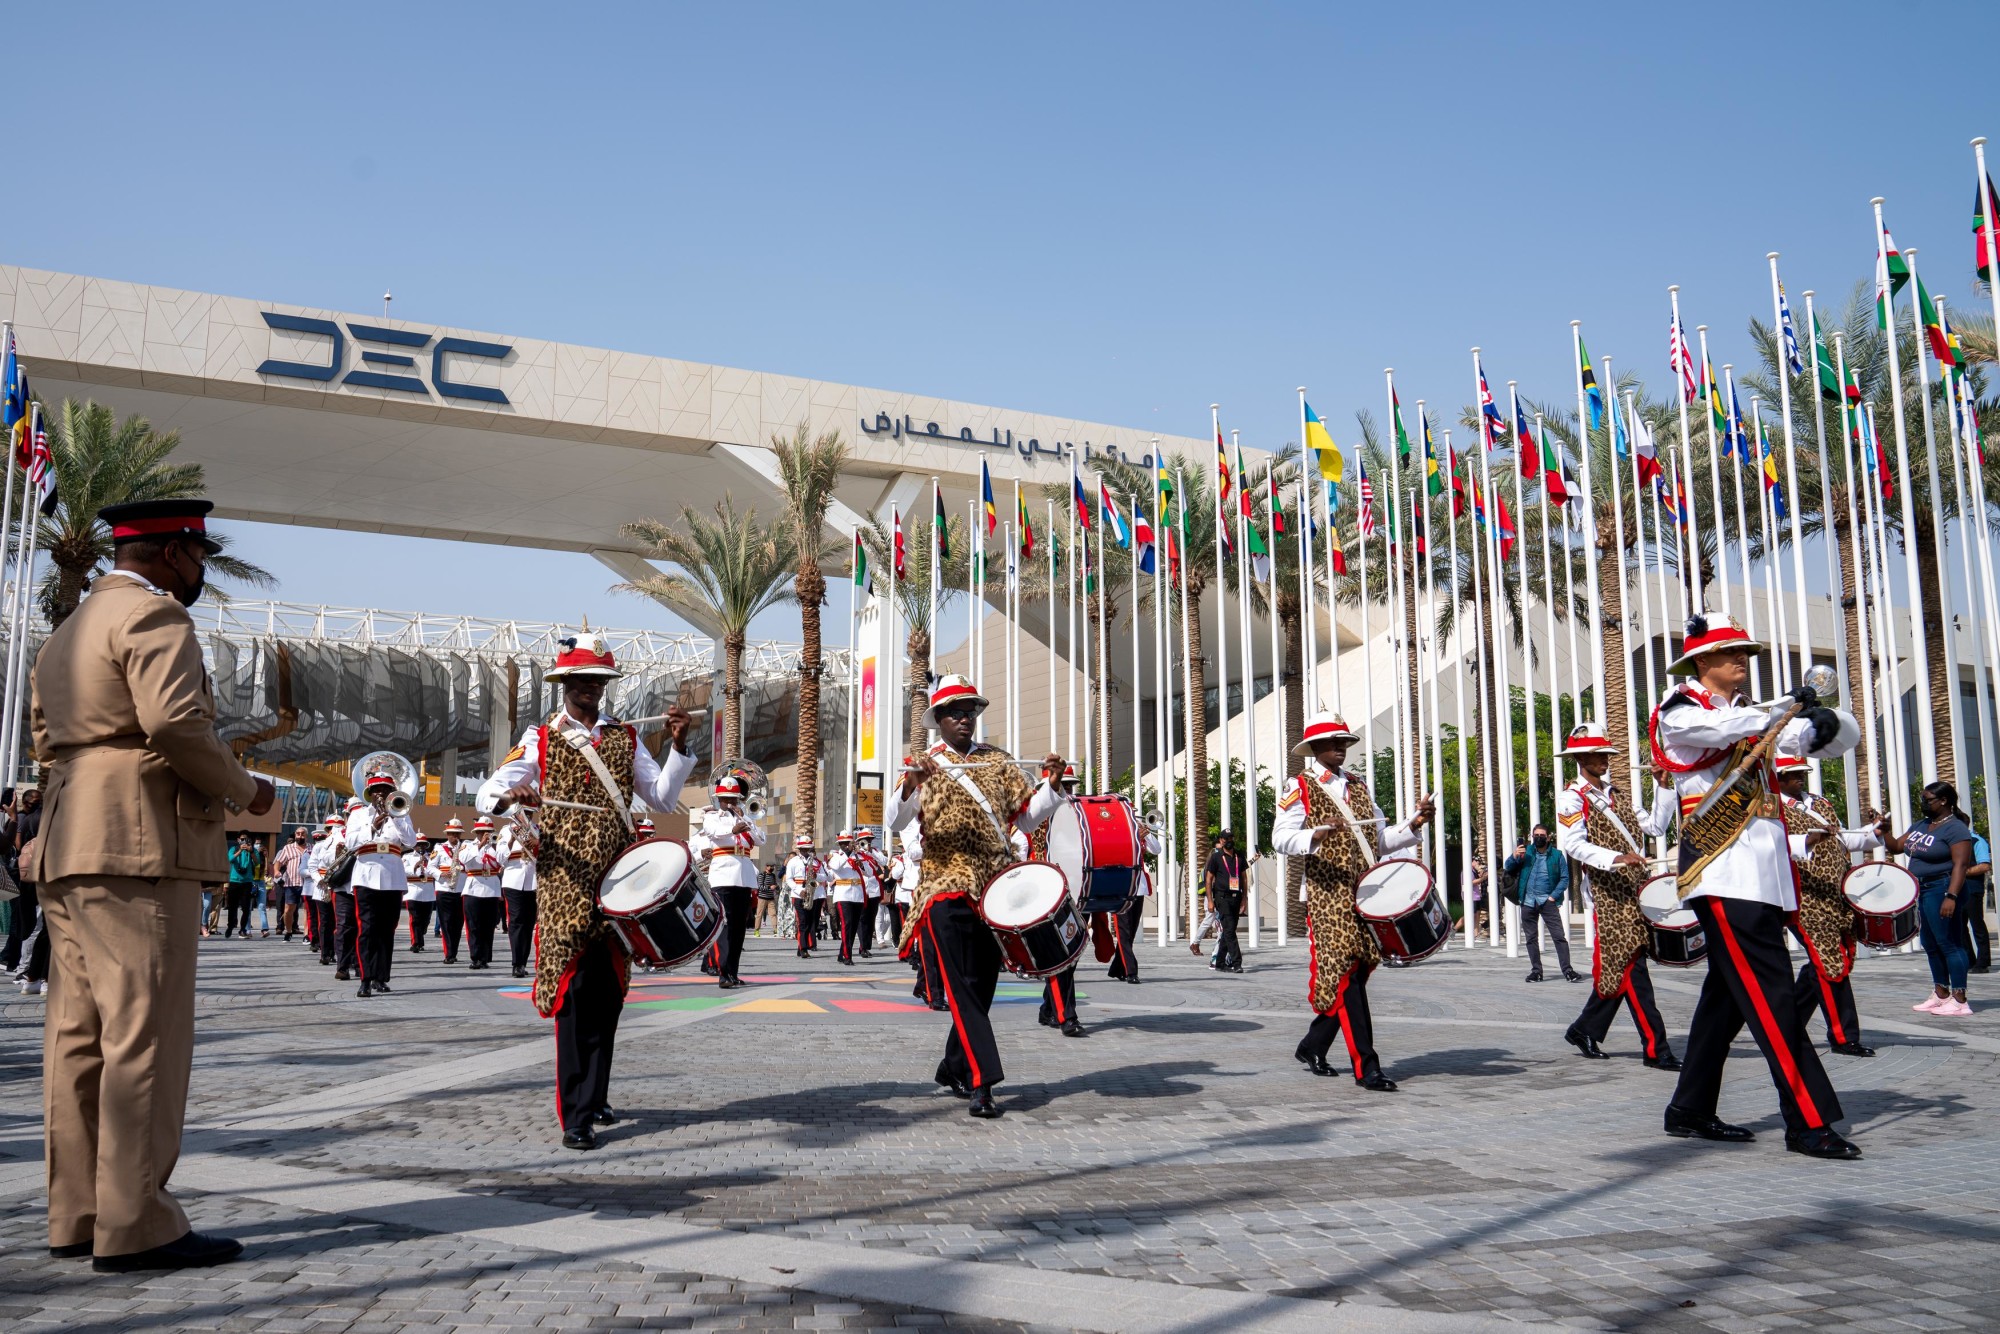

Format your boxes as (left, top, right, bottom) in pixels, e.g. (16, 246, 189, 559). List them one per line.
(169, 543, 206, 607)
(1532, 833, 1549, 848)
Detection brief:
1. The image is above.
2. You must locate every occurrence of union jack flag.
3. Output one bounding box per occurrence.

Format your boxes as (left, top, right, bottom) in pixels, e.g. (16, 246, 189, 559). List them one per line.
(1476, 358, 1507, 449)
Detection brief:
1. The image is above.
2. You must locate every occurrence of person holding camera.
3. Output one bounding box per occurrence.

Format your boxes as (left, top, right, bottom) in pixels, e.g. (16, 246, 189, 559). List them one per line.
(1505, 824, 1580, 983)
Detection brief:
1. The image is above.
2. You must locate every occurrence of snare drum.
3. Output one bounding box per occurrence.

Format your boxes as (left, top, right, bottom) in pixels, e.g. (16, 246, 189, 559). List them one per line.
(1639, 874, 1706, 967)
(597, 837, 725, 969)
(1354, 859, 1450, 963)
(978, 862, 1087, 977)
(1045, 795, 1144, 914)
(1843, 861, 1921, 949)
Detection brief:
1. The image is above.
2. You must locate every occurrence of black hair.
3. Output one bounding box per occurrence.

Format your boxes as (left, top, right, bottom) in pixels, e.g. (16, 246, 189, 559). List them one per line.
(1922, 781, 1971, 825)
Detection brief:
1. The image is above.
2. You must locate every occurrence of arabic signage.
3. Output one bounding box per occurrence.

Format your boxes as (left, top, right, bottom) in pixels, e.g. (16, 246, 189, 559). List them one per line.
(256, 312, 513, 405)
(860, 412, 1158, 470)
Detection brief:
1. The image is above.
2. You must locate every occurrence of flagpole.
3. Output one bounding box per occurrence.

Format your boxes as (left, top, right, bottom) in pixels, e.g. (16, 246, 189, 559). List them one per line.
(928, 477, 940, 705)
(886, 506, 900, 783)
(1383, 371, 1411, 813)
(1067, 467, 1079, 777)
(1768, 258, 1811, 695)
(1598, 356, 1638, 789)
(1151, 475, 1172, 945)
(1669, 289, 1704, 612)
(1467, 423, 1502, 951)
(1751, 398, 1790, 703)
(1418, 482, 1448, 937)
(1802, 291, 1849, 812)
(1323, 476, 1343, 717)
(0, 324, 20, 685)
(1357, 470, 1377, 815)
(1863, 404, 1912, 829)
(1953, 370, 2000, 843)
(1265, 475, 1286, 948)
(1693, 327, 1735, 633)
(1441, 427, 1476, 946)
(1212, 406, 1232, 848)
(1629, 395, 1666, 859)
(1905, 248, 1963, 783)
(1047, 500, 1058, 768)
(1081, 493, 1095, 792)
(0, 404, 39, 785)
(1510, 383, 1540, 847)
(1231, 433, 1260, 951)
(1873, 201, 1935, 780)
(1297, 388, 1318, 714)
(1003, 519, 1015, 756)
(1536, 412, 1561, 800)
(1831, 332, 1883, 817)
(1176, 465, 1198, 933)
(1561, 485, 1582, 737)
(1721, 363, 1762, 698)
(1096, 499, 1109, 795)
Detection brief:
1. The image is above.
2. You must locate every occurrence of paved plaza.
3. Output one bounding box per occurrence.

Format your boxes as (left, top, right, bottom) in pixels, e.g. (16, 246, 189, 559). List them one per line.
(3, 926, 1996, 1333)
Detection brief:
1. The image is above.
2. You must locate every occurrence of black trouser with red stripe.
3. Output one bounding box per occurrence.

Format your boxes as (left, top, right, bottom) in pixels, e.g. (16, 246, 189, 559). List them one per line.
(886, 901, 907, 948)
(406, 898, 434, 950)
(1792, 936, 1863, 1048)
(355, 889, 403, 986)
(910, 924, 944, 1005)
(554, 935, 625, 1136)
(793, 897, 816, 953)
(926, 896, 1004, 1090)
(312, 899, 335, 956)
(859, 897, 880, 954)
(1299, 962, 1380, 1081)
(1107, 898, 1144, 979)
(333, 891, 360, 972)
(436, 892, 464, 962)
(504, 888, 538, 971)
(1039, 964, 1078, 1025)
(464, 895, 501, 968)
(719, 886, 754, 980)
(836, 900, 863, 962)
(1574, 940, 1672, 1059)
(1672, 897, 1843, 1135)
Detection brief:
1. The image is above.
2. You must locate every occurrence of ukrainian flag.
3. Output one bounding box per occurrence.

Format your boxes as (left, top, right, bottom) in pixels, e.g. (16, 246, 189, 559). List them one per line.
(1304, 401, 1343, 484)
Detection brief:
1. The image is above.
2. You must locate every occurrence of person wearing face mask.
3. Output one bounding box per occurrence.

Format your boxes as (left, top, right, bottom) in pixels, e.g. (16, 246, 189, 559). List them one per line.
(28, 498, 276, 1272)
(1504, 823, 1580, 984)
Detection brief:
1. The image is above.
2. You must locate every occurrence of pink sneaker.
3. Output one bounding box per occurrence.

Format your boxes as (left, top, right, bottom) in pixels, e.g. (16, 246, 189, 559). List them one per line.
(1914, 993, 1949, 1012)
(1936, 998, 1974, 1017)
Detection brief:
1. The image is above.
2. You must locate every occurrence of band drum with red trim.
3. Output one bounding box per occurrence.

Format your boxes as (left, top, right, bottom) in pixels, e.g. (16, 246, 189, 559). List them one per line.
(978, 861, 1087, 977)
(1045, 795, 1143, 914)
(1354, 859, 1450, 963)
(597, 837, 723, 968)
(1639, 873, 1707, 966)
(1842, 861, 1921, 949)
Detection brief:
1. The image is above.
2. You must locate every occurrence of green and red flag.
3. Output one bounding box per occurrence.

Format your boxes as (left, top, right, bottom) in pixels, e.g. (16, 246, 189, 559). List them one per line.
(1978, 172, 2000, 283)
(1917, 276, 1957, 368)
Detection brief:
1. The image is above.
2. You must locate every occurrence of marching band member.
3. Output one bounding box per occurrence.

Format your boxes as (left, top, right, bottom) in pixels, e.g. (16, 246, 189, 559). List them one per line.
(1108, 787, 1161, 985)
(886, 675, 1065, 1119)
(404, 837, 436, 951)
(693, 774, 764, 987)
(331, 797, 365, 982)
(498, 816, 539, 979)
(884, 834, 913, 952)
(855, 828, 885, 955)
(1649, 617, 1863, 1159)
(1273, 714, 1434, 1093)
(1554, 726, 1681, 1068)
(1032, 766, 1085, 1037)
(459, 817, 505, 972)
(636, 816, 656, 838)
(1778, 756, 1882, 1057)
(827, 831, 865, 964)
(431, 817, 465, 964)
(785, 835, 822, 958)
(343, 769, 417, 998)
(478, 631, 697, 1151)
(307, 814, 342, 964)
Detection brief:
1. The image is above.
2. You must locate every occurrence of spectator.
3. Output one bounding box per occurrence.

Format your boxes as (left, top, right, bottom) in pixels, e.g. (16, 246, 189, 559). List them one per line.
(6, 784, 47, 994)
(1967, 828, 1991, 976)
(272, 827, 310, 941)
(1469, 859, 1489, 937)
(224, 834, 258, 938)
(1505, 825, 1581, 984)
(1205, 831, 1245, 973)
(1879, 780, 1975, 1017)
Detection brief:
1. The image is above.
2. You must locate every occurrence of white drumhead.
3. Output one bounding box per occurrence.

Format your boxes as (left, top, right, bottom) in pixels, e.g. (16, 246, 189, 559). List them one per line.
(982, 862, 1069, 927)
(1044, 802, 1087, 892)
(1355, 859, 1433, 917)
(599, 838, 692, 914)
(1639, 874, 1694, 926)
(1845, 861, 1918, 913)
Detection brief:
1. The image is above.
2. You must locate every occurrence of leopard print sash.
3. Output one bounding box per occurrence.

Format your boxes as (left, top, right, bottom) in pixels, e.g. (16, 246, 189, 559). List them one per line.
(532, 716, 637, 1017)
(1297, 769, 1381, 1011)
(1785, 795, 1858, 981)
(1577, 785, 1650, 998)
(899, 745, 1032, 954)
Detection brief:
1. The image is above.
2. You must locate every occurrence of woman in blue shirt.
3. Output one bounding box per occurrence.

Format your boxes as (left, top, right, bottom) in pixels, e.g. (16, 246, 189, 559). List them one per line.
(1879, 781, 1975, 1016)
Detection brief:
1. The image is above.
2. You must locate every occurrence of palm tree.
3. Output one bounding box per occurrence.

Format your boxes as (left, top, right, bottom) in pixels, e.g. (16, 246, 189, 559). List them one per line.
(619, 498, 797, 756)
(857, 509, 968, 755)
(37, 398, 275, 627)
(770, 424, 849, 840)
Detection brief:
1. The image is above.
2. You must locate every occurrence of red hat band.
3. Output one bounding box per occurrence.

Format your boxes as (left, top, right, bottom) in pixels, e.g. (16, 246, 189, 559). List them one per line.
(930, 682, 981, 710)
(111, 514, 208, 541)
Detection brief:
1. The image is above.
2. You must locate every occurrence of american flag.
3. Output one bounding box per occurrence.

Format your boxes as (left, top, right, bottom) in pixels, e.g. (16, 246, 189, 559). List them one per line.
(26, 403, 55, 514)
(1356, 455, 1376, 537)
(1668, 315, 1698, 404)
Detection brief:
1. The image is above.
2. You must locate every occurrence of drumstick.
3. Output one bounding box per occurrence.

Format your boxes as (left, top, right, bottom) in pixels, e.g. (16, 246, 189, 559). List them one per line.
(536, 798, 613, 813)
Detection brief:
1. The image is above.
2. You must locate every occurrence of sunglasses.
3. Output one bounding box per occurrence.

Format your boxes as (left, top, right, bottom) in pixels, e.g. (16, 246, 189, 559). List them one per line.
(936, 705, 981, 720)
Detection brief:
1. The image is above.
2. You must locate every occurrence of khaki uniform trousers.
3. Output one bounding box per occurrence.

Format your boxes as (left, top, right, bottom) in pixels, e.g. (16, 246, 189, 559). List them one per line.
(39, 874, 199, 1256)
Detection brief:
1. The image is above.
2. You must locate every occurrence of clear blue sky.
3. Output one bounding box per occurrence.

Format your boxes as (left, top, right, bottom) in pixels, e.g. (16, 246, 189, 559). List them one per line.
(8, 2, 1991, 642)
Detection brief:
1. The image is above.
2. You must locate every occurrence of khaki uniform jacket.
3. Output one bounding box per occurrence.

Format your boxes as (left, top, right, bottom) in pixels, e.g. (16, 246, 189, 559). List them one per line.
(28, 573, 260, 884)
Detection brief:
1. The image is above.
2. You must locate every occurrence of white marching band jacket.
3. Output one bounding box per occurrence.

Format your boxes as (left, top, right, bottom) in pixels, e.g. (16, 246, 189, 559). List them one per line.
(1270, 759, 1423, 858)
(429, 841, 461, 893)
(475, 706, 699, 819)
(824, 848, 866, 904)
(691, 806, 765, 889)
(1556, 777, 1675, 883)
(304, 835, 338, 902)
(458, 838, 505, 899)
(854, 843, 885, 898)
(340, 805, 417, 893)
(497, 823, 537, 893)
(402, 848, 437, 902)
(784, 852, 829, 900)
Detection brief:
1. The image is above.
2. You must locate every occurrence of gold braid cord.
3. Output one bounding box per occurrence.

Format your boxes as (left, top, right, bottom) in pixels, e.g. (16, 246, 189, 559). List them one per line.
(1675, 740, 1767, 897)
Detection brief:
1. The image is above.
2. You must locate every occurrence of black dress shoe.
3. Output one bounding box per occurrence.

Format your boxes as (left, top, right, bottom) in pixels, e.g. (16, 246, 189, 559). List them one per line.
(1123, 975, 1140, 984)
(1037, 1011, 1056, 1028)
(1643, 1052, 1683, 1072)
(1830, 1041, 1877, 1057)
(928, 1001, 949, 1012)
(593, 1106, 619, 1126)
(1524, 969, 1544, 983)
(1564, 1026, 1608, 1060)
(1295, 1049, 1338, 1077)
(562, 1126, 599, 1151)
(968, 1087, 1001, 1118)
(335, 969, 350, 982)
(469, 961, 487, 971)
(1664, 1105, 1755, 1142)
(1358, 1072, 1399, 1092)
(373, 981, 390, 994)
(1562, 968, 1585, 983)
(1786, 1128, 1862, 1160)
(94, 1230, 244, 1273)
(356, 983, 372, 998)
(49, 1240, 92, 1259)
(1061, 1018, 1084, 1037)
(511, 966, 526, 978)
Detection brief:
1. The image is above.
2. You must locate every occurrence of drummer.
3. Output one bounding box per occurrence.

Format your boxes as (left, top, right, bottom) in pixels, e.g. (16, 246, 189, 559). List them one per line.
(1649, 616, 1863, 1159)
(886, 675, 1065, 1119)
(1554, 725, 1681, 1068)
(1034, 763, 1087, 1036)
(1777, 756, 1882, 1057)
(477, 630, 697, 1151)
(1271, 713, 1434, 1092)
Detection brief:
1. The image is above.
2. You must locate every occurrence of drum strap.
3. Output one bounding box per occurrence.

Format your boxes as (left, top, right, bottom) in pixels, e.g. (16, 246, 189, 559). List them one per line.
(1321, 778, 1377, 862)
(942, 763, 1014, 851)
(1584, 787, 1642, 853)
(559, 728, 636, 835)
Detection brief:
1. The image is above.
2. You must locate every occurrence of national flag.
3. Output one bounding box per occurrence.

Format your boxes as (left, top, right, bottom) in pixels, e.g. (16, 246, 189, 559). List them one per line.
(1409, 490, 1427, 557)
(933, 486, 949, 561)
(1812, 313, 1843, 402)
(1704, 355, 1728, 447)
(1391, 387, 1411, 461)
(1268, 469, 1287, 539)
(1236, 445, 1255, 517)
(1164, 525, 1180, 579)
(1844, 366, 1863, 405)
(1421, 406, 1444, 497)
(1758, 417, 1786, 520)
(1017, 490, 1034, 558)
(1248, 519, 1271, 583)
(1444, 431, 1467, 518)
(1725, 380, 1751, 464)
(1157, 457, 1174, 507)
(1072, 466, 1091, 528)
(1777, 282, 1804, 376)
(1304, 400, 1343, 483)
(852, 530, 868, 590)
(1578, 336, 1604, 429)
(1356, 455, 1375, 537)
(1674, 472, 1691, 530)
(1669, 314, 1699, 404)
(1215, 426, 1231, 503)
(1859, 408, 1892, 502)
(979, 459, 997, 536)
(1876, 228, 1908, 329)
(1385, 481, 1398, 552)
(1629, 401, 1662, 484)
(1477, 360, 1507, 449)
(1100, 484, 1130, 548)
(1218, 493, 1235, 561)
(893, 507, 905, 577)
(1538, 418, 1572, 504)
(1495, 489, 1516, 563)
(1470, 470, 1487, 530)
(1917, 276, 1957, 368)
(1515, 400, 1537, 483)
(1978, 171, 2000, 283)
(1134, 499, 1157, 575)
(1326, 523, 1347, 576)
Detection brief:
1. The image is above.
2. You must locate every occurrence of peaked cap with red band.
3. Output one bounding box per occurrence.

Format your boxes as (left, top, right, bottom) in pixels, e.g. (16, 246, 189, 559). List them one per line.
(1292, 712, 1359, 756)
(1556, 725, 1617, 757)
(1774, 756, 1811, 773)
(546, 630, 622, 681)
(99, 498, 224, 554)
(1669, 615, 1763, 675)
(922, 674, 988, 728)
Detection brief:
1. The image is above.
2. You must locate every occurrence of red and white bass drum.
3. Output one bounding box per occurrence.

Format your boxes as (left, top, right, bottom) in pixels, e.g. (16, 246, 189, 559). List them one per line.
(1045, 795, 1144, 915)
(1843, 861, 1921, 949)
(979, 862, 1087, 978)
(1639, 873, 1707, 967)
(1354, 859, 1450, 963)
(597, 837, 724, 969)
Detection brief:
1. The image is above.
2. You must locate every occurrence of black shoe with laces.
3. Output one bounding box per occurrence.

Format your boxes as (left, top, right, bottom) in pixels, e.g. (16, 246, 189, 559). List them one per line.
(1358, 1072, 1399, 1092)
(1830, 1041, 1877, 1057)
(1561, 967, 1585, 983)
(94, 1230, 244, 1273)
(1664, 1105, 1754, 1142)
(562, 1126, 599, 1151)
(968, 1087, 1001, 1118)
(1642, 1052, 1682, 1071)
(1061, 1018, 1084, 1037)
(1294, 1048, 1338, 1077)
(1786, 1127, 1861, 1159)
(1524, 969, 1544, 983)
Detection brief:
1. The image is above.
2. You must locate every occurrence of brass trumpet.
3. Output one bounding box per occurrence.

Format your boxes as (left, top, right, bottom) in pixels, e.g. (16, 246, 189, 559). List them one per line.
(350, 750, 419, 817)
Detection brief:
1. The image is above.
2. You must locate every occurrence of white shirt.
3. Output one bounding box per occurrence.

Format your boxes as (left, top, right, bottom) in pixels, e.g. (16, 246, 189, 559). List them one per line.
(496, 823, 537, 892)
(1783, 792, 1883, 860)
(854, 842, 885, 897)
(784, 853, 823, 898)
(883, 740, 1064, 839)
(825, 849, 866, 904)
(403, 849, 437, 902)
(475, 706, 698, 817)
(894, 829, 922, 902)
(1270, 759, 1422, 858)
(342, 806, 417, 893)
(1653, 683, 1859, 908)
(458, 836, 505, 898)
(1555, 776, 1674, 885)
(691, 806, 765, 888)
(304, 835, 338, 902)
(430, 841, 462, 892)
